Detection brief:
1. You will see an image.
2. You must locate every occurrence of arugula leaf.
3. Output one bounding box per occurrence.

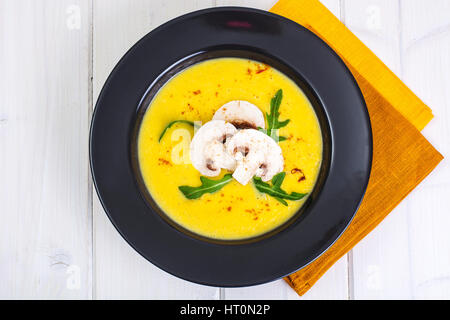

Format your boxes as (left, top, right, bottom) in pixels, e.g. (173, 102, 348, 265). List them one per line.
(253, 172, 307, 206)
(271, 171, 286, 188)
(265, 89, 290, 141)
(257, 129, 287, 143)
(159, 120, 199, 142)
(179, 174, 233, 199)
(270, 173, 290, 205)
(274, 197, 288, 206)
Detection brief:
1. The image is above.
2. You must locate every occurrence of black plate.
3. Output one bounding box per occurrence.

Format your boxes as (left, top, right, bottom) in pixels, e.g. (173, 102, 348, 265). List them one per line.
(90, 7, 372, 287)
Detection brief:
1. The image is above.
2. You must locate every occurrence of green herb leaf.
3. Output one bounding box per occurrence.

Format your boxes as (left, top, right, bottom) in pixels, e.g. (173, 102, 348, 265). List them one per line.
(274, 197, 288, 206)
(179, 174, 233, 199)
(271, 172, 286, 189)
(253, 172, 307, 206)
(159, 120, 199, 142)
(257, 127, 266, 134)
(264, 89, 290, 142)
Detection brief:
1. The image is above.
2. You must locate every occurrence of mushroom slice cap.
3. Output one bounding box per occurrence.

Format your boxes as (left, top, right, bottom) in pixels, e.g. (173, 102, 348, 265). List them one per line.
(190, 120, 237, 177)
(226, 129, 284, 185)
(213, 100, 265, 129)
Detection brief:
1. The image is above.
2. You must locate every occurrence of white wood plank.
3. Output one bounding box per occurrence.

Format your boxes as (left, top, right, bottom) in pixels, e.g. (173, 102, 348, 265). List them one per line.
(0, 0, 92, 299)
(401, 0, 450, 188)
(342, 0, 415, 299)
(92, 0, 220, 299)
(224, 255, 349, 300)
(345, 0, 450, 299)
(407, 185, 450, 299)
(400, 0, 450, 299)
(320, 0, 342, 17)
(218, 0, 350, 300)
(216, 0, 277, 8)
(342, 0, 402, 73)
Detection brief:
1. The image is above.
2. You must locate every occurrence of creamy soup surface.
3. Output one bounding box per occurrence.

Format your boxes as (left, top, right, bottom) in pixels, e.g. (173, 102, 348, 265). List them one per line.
(138, 58, 323, 240)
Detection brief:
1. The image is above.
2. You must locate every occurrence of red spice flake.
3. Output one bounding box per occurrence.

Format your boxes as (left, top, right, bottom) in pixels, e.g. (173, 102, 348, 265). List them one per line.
(255, 63, 269, 74)
(181, 111, 185, 115)
(221, 193, 224, 197)
(227, 207, 232, 212)
(291, 168, 306, 182)
(158, 158, 171, 166)
(215, 92, 219, 97)
(247, 68, 252, 75)
(265, 203, 269, 207)
(244, 208, 259, 220)
(187, 103, 194, 111)
(193, 90, 201, 95)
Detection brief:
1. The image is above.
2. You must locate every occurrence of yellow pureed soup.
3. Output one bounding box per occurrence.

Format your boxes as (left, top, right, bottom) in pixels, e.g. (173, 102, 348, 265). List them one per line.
(138, 58, 322, 240)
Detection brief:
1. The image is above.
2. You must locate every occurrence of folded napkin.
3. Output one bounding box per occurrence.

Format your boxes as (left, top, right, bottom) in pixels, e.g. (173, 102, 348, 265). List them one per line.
(270, 0, 443, 296)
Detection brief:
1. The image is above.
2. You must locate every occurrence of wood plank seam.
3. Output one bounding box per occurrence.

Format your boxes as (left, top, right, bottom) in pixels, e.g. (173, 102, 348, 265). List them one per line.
(339, 0, 354, 301)
(88, 0, 95, 300)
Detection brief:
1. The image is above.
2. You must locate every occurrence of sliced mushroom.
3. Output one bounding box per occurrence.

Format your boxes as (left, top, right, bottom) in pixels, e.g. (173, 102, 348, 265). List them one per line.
(190, 120, 237, 176)
(226, 129, 284, 185)
(213, 100, 265, 129)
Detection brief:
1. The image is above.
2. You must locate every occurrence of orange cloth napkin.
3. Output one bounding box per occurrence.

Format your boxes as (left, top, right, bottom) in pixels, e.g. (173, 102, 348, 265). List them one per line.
(270, 0, 443, 296)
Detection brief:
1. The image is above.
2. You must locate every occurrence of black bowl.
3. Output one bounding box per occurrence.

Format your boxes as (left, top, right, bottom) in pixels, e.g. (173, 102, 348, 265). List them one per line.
(90, 7, 372, 287)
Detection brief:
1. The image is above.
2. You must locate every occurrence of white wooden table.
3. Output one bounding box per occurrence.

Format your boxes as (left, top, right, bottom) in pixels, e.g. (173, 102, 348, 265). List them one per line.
(1, 0, 449, 300)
